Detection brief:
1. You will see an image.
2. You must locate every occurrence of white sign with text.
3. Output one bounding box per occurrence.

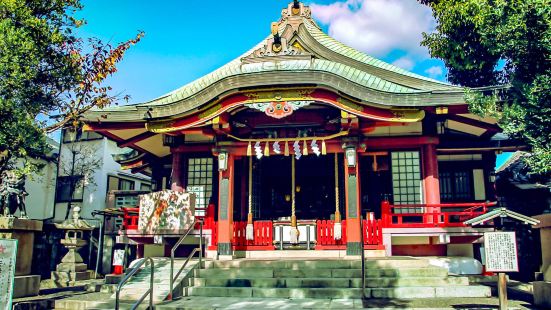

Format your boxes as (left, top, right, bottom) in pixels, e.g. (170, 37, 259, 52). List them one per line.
(484, 231, 519, 272)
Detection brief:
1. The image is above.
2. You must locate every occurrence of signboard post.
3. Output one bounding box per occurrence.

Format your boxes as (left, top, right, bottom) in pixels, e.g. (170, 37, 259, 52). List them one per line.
(484, 231, 519, 310)
(0, 239, 17, 310)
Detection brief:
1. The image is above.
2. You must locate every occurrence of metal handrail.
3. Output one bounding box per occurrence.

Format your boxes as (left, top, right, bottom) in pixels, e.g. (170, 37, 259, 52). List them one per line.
(360, 215, 366, 299)
(168, 219, 203, 300)
(115, 257, 154, 310)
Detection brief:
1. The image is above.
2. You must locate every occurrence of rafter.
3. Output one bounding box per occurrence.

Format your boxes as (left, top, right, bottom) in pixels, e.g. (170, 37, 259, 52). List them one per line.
(117, 131, 156, 148)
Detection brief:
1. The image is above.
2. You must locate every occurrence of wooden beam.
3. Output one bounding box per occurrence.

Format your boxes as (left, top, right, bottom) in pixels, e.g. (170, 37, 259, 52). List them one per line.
(118, 131, 156, 148)
(446, 114, 501, 132)
(83, 122, 145, 132)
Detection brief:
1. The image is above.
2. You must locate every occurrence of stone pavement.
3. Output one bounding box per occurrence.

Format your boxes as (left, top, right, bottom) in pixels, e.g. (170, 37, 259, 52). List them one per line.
(155, 296, 538, 309)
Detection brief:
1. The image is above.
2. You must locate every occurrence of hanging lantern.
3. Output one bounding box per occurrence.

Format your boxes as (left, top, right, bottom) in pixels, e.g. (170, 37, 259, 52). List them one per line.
(218, 151, 228, 171)
(345, 146, 356, 167)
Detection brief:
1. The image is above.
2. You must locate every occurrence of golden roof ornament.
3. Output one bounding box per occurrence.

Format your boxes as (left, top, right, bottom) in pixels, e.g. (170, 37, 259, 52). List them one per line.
(241, 1, 312, 61)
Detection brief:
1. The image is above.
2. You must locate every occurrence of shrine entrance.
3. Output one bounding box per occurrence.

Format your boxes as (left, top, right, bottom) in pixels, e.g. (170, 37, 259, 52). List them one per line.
(253, 155, 339, 221)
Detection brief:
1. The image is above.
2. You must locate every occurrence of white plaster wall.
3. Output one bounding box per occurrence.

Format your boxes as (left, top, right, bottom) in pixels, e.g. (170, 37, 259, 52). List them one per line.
(15, 158, 57, 220)
(54, 138, 150, 224)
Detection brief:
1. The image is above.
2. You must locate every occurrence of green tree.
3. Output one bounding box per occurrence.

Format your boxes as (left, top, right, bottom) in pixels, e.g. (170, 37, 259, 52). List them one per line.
(419, 0, 550, 173)
(0, 1, 143, 180)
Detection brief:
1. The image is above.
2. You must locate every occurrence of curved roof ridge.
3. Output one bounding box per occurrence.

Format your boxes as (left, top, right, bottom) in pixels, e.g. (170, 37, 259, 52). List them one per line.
(138, 38, 270, 107)
(300, 17, 457, 90)
(96, 58, 431, 113)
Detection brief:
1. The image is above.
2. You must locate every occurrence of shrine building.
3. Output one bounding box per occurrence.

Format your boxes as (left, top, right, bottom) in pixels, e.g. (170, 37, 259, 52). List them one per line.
(83, 2, 518, 259)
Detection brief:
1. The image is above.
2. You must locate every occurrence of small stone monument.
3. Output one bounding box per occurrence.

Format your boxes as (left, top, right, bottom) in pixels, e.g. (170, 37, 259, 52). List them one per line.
(0, 218, 42, 298)
(52, 206, 94, 287)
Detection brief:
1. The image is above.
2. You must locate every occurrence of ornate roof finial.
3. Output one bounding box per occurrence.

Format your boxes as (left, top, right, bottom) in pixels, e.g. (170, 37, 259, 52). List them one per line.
(271, 22, 282, 53)
(292, 0, 301, 15)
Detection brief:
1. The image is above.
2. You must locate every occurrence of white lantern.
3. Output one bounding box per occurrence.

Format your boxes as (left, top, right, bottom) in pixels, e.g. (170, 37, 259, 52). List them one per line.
(218, 151, 228, 171)
(345, 146, 356, 167)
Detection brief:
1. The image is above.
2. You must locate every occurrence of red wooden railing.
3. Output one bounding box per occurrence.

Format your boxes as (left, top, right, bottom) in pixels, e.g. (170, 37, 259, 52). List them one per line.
(122, 207, 140, 230)
(232, 221, 274, 250)
(363, 218, 383, 246)
(381, 200, 496, 228)
(315, 219, 384, 249)
(316, 220, 347, 249)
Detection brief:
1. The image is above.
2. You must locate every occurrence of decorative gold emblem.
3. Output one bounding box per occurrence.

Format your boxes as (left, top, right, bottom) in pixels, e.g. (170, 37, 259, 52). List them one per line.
(245, 101, 313, 119)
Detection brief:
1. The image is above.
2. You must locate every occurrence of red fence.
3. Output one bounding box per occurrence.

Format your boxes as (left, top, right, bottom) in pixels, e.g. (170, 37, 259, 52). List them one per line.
(316, 219, 384, 250)
(232, 221, 274, 250)
(363, 218, 383, 246)
(316, 220, 347, 249)
(381, 200, 496, 228)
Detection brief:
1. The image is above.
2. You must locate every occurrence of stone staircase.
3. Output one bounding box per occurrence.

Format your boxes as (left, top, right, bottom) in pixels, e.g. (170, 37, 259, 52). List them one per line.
(54, 257, 197, 309)
(188, 258, 491, 299)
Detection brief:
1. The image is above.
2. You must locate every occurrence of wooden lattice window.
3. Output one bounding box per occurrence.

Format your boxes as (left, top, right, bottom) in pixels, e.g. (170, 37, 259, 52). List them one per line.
(186, 157, 214, 216)
(391, 151, 423, 212)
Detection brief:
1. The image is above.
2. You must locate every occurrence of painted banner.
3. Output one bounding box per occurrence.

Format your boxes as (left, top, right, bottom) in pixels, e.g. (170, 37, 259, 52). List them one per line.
(138, 190, 196, 234)
(0, 239, 17, 310)
(112, 249, 124, 266)
(484, 231, 519, 272)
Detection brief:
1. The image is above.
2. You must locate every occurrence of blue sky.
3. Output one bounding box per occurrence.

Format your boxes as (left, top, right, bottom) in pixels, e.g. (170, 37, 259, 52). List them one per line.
(77, 0, 447, 104)
(76, 0, 511, 167)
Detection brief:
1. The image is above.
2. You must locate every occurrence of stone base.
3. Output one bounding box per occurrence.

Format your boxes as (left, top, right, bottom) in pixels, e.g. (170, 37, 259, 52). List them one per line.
(104, 274, 124, 284)
(0, 217, 43, 276)
(534, 281, 551, 308)
(218, 255, 234, 261)
(56, 262, 87, 272)
(51, 270, 91, 287)
(13, 275, 40, 298)
(0, 217, 43, 231)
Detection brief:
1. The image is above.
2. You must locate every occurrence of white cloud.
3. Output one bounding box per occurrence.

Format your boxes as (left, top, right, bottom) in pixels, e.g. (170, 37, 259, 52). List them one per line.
(392, 56, 415, 70)
(311, 0, 435, 65)
(424, 65, 444, 78)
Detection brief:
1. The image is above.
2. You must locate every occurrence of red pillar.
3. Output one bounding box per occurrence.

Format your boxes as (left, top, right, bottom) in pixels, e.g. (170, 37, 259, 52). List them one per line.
(423, 143, 440, 222)
(217, 153, 235, 256)
(170, 150, 185, 191)
(344, 149, 362, 256)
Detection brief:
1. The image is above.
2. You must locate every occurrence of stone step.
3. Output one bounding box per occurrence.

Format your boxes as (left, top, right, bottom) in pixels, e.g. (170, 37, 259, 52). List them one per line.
(370, 285, 492, 298)
(193, 276, 469, 288)
(332, 267, 449, 278)
(196, 267, 448, 279)
(207, 258, 431, 270)
(189, 285, 491, 299)
(189, 286, 368, 299)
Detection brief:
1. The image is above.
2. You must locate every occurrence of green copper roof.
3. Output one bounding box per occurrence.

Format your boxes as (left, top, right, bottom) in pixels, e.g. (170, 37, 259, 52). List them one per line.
(301, 18, 454, 90)
(86, 2, 466, 121)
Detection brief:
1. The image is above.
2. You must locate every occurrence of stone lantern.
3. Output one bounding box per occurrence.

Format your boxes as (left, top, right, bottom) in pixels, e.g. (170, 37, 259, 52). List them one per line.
(52, 206, 94, 287)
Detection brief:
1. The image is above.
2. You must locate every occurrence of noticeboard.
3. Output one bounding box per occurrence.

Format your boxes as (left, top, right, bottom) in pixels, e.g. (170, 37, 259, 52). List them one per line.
(0, 239, 17, 310)
(484, 231, 519, 272)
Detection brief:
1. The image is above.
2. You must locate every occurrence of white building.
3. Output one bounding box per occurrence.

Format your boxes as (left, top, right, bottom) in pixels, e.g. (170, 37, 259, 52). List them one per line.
(13, 137, 59, 220)
(52, 129, 151, 223)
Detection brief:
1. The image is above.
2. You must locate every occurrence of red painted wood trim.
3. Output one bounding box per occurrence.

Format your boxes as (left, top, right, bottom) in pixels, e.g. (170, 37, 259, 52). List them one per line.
(85, 122, 146, 131)
(149, 89, 423, 133)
